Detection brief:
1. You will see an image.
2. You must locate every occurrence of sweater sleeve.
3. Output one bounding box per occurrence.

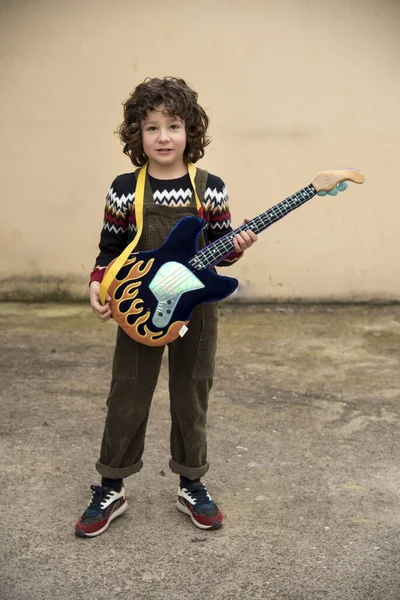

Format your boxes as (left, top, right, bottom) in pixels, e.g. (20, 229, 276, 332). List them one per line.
(90, 174, 136, 284)
(203, 173, 243, 267)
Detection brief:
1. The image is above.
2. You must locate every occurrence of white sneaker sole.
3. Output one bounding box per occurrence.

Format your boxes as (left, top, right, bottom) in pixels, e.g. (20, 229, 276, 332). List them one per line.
(176, 499, 221, 530)
(76, 500, 128, 538)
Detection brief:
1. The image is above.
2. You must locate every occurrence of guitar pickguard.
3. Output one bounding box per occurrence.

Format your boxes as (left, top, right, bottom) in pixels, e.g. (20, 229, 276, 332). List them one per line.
(148, 261, 205, 327)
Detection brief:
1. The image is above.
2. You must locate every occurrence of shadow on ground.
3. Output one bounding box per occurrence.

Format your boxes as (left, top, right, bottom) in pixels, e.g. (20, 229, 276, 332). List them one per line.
(1, 303, 399, 600)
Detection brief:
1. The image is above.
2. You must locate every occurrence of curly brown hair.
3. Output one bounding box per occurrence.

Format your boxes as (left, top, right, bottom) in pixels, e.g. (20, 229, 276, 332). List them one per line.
(118, 77, 210, 167)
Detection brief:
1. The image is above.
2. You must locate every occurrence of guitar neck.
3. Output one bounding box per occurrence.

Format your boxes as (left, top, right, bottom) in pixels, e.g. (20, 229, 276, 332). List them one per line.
(189, 183, 317, 270)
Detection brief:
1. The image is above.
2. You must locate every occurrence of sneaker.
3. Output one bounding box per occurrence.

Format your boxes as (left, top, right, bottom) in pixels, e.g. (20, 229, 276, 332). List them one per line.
(75, 484, 127, 538)
(177, 479, 223, 530)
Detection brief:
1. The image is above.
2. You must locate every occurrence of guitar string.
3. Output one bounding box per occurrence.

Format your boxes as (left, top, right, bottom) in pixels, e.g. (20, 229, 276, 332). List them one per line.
(194, 187, 315, 267)
(122, 258, 192, 299)
(138, 190, 316, 302)
(126, 186, 316, 297)
(152, 268, 196, 299)
(195, 202, 297, 266)
(196, 189, 314, 269)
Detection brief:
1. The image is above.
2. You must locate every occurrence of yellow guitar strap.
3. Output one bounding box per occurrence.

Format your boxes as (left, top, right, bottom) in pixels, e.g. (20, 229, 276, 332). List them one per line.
(99, 162, 147, 305)
(99, 162, 200, 305)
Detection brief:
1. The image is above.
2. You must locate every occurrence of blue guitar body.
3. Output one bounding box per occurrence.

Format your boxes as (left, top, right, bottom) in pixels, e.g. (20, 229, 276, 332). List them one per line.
(106, 216, 238, 346)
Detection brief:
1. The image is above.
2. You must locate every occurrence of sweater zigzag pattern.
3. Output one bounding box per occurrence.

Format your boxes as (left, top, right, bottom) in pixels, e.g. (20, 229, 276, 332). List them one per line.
(90, 171, 242, 284)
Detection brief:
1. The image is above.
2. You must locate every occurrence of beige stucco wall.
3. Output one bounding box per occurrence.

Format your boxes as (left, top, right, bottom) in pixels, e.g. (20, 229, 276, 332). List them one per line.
(1, 0, 399, 301)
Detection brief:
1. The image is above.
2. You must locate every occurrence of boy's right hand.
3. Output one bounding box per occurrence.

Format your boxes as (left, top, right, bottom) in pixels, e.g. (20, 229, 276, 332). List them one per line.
(89, 281, 112, 322)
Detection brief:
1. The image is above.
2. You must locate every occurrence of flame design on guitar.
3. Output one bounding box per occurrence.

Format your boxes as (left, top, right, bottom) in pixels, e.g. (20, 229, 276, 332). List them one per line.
(107, 255, 190, 345)
(103, 169, 365, 346)
(105, 215, 238, 346)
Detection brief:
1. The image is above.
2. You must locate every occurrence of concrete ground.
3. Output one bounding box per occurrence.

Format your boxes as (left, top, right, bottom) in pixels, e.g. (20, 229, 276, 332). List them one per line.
(1, 302, 399, 600)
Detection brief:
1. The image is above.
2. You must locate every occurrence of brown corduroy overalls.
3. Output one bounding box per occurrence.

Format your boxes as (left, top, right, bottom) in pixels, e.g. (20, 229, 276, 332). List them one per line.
(96, 168, 218, 481)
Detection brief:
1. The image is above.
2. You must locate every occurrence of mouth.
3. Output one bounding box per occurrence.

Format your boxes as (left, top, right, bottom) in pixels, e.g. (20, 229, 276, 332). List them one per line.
(156, 148, 173, 153)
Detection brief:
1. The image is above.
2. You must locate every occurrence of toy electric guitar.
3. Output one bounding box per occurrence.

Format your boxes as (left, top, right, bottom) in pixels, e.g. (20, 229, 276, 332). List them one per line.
(102, 169, 365, 346)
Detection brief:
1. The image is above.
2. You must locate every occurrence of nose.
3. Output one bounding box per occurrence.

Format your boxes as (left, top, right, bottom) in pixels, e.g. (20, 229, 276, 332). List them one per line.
(158, 128, 170, 143)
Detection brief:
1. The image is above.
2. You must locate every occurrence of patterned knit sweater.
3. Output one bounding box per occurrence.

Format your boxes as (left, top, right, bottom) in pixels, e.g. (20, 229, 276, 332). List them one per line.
(90, 171, 243, 283)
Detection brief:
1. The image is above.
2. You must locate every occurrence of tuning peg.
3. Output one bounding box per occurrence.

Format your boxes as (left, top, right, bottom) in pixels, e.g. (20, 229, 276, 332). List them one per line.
(318, 181, 349, 197)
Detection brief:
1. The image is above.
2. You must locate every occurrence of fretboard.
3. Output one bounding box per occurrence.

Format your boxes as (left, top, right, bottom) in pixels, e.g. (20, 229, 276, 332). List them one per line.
(188, 184, 316, 270)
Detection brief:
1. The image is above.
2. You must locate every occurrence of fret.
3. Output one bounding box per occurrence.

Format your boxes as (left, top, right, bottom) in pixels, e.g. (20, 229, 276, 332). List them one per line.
(220, 237, 232, 253)
(188, 184, 317, 270)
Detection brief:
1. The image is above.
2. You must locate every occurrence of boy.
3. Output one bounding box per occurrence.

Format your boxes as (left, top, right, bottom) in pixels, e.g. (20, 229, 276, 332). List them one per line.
(75, 77, 257, 537)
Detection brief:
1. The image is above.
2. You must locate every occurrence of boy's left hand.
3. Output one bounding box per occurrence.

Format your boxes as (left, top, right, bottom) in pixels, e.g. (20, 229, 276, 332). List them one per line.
(233, 218, 258, 253)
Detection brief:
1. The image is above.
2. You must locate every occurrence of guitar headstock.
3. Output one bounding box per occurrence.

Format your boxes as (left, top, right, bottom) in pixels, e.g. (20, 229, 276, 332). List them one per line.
(312, 169, 365, 193)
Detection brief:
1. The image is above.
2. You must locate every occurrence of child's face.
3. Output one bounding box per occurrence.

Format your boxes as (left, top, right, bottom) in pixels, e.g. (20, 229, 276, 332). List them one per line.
(141, 107, 186, 171)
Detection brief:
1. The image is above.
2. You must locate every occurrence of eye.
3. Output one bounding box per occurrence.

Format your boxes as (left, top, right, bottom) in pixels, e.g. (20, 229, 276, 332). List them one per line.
(170, 124, 180, 130)
(146, 126, 157, 131)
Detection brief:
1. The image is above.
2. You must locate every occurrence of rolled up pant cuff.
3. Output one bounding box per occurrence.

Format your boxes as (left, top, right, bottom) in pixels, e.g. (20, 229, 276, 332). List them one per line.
(169, 459, 209, 480)
(96, 459, 143, 479)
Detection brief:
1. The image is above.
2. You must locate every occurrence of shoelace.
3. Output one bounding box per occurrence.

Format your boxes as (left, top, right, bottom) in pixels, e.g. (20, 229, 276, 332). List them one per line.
(185, 483, 212, 507)
(86, 485, 113, 516)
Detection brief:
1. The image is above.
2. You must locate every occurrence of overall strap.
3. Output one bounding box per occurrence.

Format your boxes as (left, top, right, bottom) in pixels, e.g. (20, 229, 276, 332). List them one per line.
(192, 166, 209, 216)
(188, 163, 207, 216)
